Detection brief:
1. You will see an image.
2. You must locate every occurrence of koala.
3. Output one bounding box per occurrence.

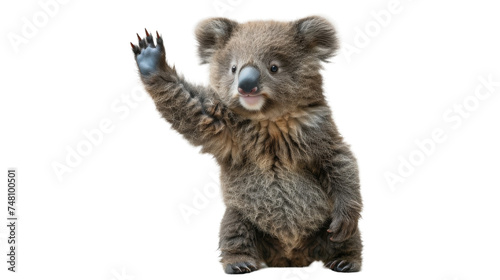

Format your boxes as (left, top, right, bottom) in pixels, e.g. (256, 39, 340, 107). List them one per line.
(131, 16, 363, 274)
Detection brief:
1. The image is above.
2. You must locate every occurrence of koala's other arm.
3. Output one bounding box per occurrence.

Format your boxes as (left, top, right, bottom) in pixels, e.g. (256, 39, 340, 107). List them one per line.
(131, 30, 230, 154)
(313, 123, 363, 243)
(324, 147, 362, 242)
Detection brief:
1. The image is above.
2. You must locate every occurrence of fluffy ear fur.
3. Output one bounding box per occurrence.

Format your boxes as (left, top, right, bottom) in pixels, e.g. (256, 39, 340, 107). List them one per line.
(295, 16, 339, 62)
(196, 18, 239, 64)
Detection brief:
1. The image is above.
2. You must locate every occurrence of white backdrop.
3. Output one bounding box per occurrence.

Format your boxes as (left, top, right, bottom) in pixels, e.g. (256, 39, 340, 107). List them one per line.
(1, 0, 500, 279)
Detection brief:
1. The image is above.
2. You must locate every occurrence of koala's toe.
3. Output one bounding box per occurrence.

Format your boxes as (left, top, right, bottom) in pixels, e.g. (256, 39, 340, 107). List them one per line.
(325, 260, 360, 272)
(224, 262, 258, 274)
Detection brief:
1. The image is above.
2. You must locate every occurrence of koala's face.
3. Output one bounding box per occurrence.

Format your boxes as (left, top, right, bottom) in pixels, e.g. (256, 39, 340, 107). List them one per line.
(196, 17, 338, 118)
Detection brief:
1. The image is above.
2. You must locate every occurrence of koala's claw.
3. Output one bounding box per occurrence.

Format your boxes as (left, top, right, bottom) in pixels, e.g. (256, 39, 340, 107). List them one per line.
(224, 262, 258, 274)
(325, 260, 359, 272)
(130, 42, 139, 55)
(131, 29, 166, 76)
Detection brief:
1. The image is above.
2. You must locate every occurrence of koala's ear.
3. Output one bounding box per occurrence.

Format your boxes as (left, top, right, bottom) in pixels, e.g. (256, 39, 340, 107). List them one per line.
(196, 18, 239, 64)
(295, 16, 339, 62)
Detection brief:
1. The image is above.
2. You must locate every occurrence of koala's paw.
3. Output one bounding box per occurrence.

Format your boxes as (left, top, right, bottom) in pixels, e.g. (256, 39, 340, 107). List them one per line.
(325, 259, 360, 272)
(327, 215, 358, 243)
(224, 261, 258, 274)
(131, 29, 166, 76)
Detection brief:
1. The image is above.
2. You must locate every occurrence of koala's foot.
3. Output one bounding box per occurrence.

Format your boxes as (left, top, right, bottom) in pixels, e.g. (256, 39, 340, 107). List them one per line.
(131, 29, 167, 76)
(324, 259, 360, 272)
(219, 209, 260, 274)
(305, 222, 362, 272)
(323, 229, 362, 273)
(223, 259, 259, 274)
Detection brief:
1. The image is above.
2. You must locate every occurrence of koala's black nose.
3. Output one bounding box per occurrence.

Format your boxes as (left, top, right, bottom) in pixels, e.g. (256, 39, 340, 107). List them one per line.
(238, 66, 260, 95)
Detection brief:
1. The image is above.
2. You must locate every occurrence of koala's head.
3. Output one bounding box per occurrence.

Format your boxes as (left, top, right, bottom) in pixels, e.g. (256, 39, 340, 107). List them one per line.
(196, 16, 338, 119)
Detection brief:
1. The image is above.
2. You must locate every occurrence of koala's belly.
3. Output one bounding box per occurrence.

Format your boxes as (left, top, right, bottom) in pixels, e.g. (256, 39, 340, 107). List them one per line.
(222, 167, 332, 246)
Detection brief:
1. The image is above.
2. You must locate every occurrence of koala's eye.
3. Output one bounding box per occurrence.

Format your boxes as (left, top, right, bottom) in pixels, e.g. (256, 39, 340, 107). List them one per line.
(270, 65, 279, 73)
(231, 65, 237, 73)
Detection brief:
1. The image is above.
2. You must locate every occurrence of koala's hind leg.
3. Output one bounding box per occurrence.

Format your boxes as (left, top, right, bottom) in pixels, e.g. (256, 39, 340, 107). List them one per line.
(305, 222, 362, 272)
(219, 208, 260, 274)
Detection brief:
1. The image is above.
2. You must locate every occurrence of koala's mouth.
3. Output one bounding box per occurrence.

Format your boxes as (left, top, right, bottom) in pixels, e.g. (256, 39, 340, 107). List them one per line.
(238, 94, 264, 110)
(240, 94, 262, 104)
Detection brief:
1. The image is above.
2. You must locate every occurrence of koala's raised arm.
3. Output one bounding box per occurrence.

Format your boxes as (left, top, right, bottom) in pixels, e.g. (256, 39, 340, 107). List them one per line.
(131, 30, 233, 155)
